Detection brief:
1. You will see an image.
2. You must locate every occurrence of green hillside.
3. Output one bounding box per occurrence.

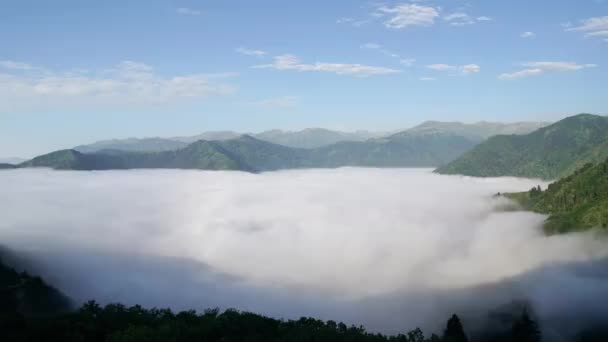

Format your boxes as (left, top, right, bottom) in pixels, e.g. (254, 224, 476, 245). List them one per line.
(75, 138, 187, 154)
(0, 163, 16, 169)
(19, 141, 252, 172)
(436, 114, 608, 180)
(0, 258, 72, 317)
(21, 131, 478, 172)
(309, 132, 476, 168)
(506, 159, 608, 234)
(407, 121, 549, 142)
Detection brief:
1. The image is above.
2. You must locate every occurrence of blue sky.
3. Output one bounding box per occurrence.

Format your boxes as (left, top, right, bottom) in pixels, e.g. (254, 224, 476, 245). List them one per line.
(1, 0, 607, 157)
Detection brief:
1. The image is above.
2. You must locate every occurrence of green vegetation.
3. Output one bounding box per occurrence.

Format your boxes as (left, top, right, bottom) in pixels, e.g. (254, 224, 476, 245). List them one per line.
(436, 114, 608, 180)
(505, 158, 608, 233)
(20, 132, 478, 172)
(407, 121, 549, 142)
(75, 138, 188, 154)
(1, 257, 555, 342)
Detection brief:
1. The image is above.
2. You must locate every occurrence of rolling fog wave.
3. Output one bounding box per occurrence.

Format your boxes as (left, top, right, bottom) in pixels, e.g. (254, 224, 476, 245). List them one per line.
(1, 168, 608, 338)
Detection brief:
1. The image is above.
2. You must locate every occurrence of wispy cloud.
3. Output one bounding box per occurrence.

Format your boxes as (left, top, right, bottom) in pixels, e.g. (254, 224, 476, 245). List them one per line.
(476, 16, 493, 22)
(427, 63, 480, 75)
(336, 17, 370, 27)
(176, 7, 201, 16)
(521, 31, 536, 39)
(236, 47, 267, 57)
(254, 54, 401, 77)
(400, 58, 416, 67)
(444, 12, 474, 26)
(0, 60, 33, 70)
(375, 4, 439, 29)
(419, 77, 436, 81)
(360, 43, 381, 50)
(499, 61, 597, 80)
(428, 64, 456, 71)
(0, 60, 236, 112)
(250, 96, 298, 109)
(360, 43, 413, 64)
(566, 16, 608, 41)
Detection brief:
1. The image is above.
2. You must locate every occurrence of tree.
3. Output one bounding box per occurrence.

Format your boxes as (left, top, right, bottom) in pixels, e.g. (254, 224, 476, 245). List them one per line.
(443, 314, 468, 342)
(511, 310, 541, 342)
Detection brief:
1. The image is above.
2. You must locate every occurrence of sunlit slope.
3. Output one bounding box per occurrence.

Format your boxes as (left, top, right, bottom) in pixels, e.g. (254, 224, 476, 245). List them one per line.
(507, 159, 608, 233)
(436, 114, 608, 180)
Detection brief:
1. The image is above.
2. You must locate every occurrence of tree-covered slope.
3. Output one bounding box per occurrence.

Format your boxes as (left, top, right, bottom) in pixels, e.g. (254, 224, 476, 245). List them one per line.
(255, 128, 386, 149)
(0, 163, 16, 169)
(19, 150, 125, 170)
(21, 131, 479, 172)
(0, 258, 72, 317)
(19, 141, 253, 172)
(407, 121, 549, 142)
(309, 132, 477, 167)
(506, 159, 608, 233)
(436, 114, 608, 179)
(74, 138, 188, 154)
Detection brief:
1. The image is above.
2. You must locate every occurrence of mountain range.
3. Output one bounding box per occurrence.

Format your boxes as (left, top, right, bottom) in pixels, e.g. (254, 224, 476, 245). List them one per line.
(72, 121, 548, 154)
(8, 120, 553, 172)
(436, 114, 608, 180)
(20, 132, 478, 172)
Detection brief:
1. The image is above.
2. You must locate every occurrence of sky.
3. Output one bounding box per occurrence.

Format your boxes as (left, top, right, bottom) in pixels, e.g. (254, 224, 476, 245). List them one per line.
(0, 0, 607, 157)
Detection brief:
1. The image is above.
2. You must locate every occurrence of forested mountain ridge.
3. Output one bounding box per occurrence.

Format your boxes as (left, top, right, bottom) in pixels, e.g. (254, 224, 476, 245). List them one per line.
(20, 141, 253, 172)
(407, 120, 549, 142)
(0, 257, 548, 342)
(435, 114, 608, 180)
(506, 158, 608, 234)
(20, 131, 478, 172)
(73, 121, 548, 153)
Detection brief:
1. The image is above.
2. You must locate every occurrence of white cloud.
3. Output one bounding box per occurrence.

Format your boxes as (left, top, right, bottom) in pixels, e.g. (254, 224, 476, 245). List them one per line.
(0, 60, 237, 112)
(498, 68, 544, 80)
(254, 54, 401, 77)
(427, 64, 456, 71)
(236, 47, 267, 57)
(567, 16, 608, 32)
(337, 17, 355, 24)
(360, 43, 381, 49)
(427, 63, 480, 75)
(376, 4, 439, 29)
(250, 96, 298, 109)
(566, 16, 608, 41)
(444, 12, 474, 26)
(524, 61, 597, 71)
(336, 17, 370, 27)
(400, 58, 416, 67)
(419, 77, 435, 81)
(476, 16, 493, 22)
(520, 31, 536, 39)
(0, 60, 33, 70)
(585, 30, 608, 37)
(176, 7, 201, 16)
(499, 61, 596, 80)
(4, 168, 608, 336)
(461, 64, 481, 74)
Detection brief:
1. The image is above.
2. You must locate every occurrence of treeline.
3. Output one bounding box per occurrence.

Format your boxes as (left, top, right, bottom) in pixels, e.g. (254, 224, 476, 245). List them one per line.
(506, 157, 608, 233)
(0, 259, 547, 342)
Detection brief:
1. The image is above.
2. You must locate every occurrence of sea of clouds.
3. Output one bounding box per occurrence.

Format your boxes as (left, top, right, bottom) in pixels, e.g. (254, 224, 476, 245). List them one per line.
(1, 168, 608, 339)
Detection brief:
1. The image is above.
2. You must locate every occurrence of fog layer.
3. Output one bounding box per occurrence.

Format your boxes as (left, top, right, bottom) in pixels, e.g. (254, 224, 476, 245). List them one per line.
(1, 168, 607, 337)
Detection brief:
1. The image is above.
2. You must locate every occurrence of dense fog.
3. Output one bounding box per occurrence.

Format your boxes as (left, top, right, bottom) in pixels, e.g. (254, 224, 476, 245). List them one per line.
(1, 168, 608, 339)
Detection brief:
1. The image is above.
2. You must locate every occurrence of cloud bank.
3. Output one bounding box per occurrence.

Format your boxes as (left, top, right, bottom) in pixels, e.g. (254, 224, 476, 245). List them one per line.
(1, 168, 608, 337)
(0, 60, 236, 112)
